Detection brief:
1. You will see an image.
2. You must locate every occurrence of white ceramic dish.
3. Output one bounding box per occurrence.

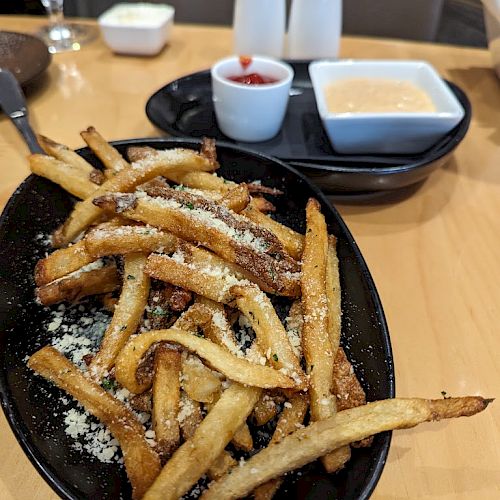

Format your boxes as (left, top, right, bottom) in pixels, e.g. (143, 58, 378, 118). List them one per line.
(211, 56, 294, 142)
(98, 3, 174, 56)
(309, 60, 465, 154)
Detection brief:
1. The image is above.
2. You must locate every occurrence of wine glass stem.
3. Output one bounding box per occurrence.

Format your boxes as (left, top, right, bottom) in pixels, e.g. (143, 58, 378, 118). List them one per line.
(45, 1, 65, 29)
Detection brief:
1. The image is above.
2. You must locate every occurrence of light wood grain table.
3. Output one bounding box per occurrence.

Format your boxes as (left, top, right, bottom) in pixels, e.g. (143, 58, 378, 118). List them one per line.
(0, 15, 499, 500)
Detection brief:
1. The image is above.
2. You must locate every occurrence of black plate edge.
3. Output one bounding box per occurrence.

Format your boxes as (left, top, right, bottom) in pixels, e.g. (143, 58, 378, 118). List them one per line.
(0, 137, 395, 499)
(144, 69, 471, 176)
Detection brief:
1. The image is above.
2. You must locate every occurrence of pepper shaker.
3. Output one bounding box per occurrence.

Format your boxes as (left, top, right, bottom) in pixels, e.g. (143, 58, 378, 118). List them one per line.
(233, 0, 286, 58)
(288, 0, 342, 59)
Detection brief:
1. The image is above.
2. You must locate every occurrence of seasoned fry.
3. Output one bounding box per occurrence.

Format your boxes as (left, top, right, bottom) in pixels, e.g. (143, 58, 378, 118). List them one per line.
(231, 284, 307, 390)
(326, 236, 341, 353)
(84, 225, 178, 259)
(89, 253, 150, 381)
(207, 452, 237, 481)
(301, 198, 350, 472)
(181, 355, 222, 403)
(81, 126, 130, 178)
(220, 184, 250, 213)
(36, 262, 120, 306)
(52, 148, 215, 247)
(37, 134, 105, 184)
(252, 392, 280, 426)
(104, 188, 300, 296)
(143, 383, 261, 500)
(145, 253, 244, 304)
(178, 394, 203, 441)
(29, 154, 98, 200)
(152, 344, 181, 460)
(332, 347, 367, 412)
(253, 393, 309, 499)
(203, 397, 492, 499)
(35, 240, 93, 286)
(115, 329, 297, 394)
(242, 201, 304, 260)
(28, 347, 161, 499)
(249, 196, 276, 213)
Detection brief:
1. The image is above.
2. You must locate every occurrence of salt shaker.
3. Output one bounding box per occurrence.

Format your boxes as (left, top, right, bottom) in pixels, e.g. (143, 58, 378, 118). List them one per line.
(288, 0, 342, 59)
(233, 0, 286, 58)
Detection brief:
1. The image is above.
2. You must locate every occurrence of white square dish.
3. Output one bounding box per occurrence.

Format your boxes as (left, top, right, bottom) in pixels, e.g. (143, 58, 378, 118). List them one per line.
(98, 3, 174, 56)
(309, 60, 465, 154)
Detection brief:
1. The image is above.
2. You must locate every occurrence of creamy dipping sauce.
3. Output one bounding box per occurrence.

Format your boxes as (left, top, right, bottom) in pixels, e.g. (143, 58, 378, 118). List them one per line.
(324, 78, 436, 113)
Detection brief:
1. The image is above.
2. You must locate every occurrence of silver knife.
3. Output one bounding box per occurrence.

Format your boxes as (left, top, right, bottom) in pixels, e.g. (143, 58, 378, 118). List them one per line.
(0, 68, 43, 154)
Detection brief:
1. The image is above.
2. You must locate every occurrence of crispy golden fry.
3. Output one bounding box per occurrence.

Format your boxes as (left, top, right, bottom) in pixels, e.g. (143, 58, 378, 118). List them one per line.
(106, 188, 300, 296)
(220, 184, 250, 213)
(89, 254, 150, 380)
(28, 347, 161, 500)
(36, 262, 120, 306)
(179, 394, 203, 441)
(182, 355, 222, 403)
(115, 329, 297, 394)
(29, 154, 98, 200)
(231, 284, 307, 390)
(301, 198, 349, 472)
(80, 126, 130, 178)
(208, 451, 237, 481)
(250, 196, 276, 213)
(84, 225, 178, 259)
(326, 236, 341, 353)
(253, 393, 309, 499)
(242, 201, 304, 260)
(332, 347, 367, 412)
(37, 134, 105, 184)
(143, 383, 261, 500)
(152, 344, 181, 460)
(195, 298, 245, 358)
(52, 148, 215, 247)
(164, 171, 234, 193)
(252, 392, 281, 426)
(232, 423, 254, 451)
(35, 240, 94, 286)
(203, 396, 492, 499)
(145, 253, 243, 304)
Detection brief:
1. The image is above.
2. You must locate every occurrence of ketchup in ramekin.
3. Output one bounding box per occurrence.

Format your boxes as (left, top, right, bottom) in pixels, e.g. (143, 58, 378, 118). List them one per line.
(226, 56, 279, 85)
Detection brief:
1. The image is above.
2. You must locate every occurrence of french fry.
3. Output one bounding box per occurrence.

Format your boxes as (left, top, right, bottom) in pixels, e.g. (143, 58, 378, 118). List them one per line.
(52, 147, 215, 247)
(232, 284, 308, 390)
(29, 154, 99, 200)
(253, 393, 309, 500)
(181, 355, 222, 403)
(88, 253, 150, 381)
(37, 134, 105, 185)
(301, 198, 350, 472)
(203, 396, 492, 500)
(251, 392, 281, 426)
(28, 347, 161, 500)
(178, 394, 203, 441)
(115, 329, 297, 394)
(250, 196, 276, 213)
(104, 188, 300, 297)
(332, 347, 367, 412)
(242, 201, 304, 260)
(35, 240, 94, 286)
(145, 253, 243, 304)
(232, 423, 254, 451)
(207, 451, 237, 480)
(326, 236, 341, 353)
(152, 344, 181, 460)
(80, 126, 130, 178)
(143, 383, 262, 500)
(84, 225, 178, 259)
(36, 262, 120, 306)
(220, 184, 250, 213)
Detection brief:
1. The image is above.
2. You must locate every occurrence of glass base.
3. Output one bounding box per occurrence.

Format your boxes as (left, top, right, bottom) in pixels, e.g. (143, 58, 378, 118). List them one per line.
(37, 23, 98, 53)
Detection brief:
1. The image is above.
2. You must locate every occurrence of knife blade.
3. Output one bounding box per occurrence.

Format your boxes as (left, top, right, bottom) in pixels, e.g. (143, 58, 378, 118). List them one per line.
(0, 68, 43, 154)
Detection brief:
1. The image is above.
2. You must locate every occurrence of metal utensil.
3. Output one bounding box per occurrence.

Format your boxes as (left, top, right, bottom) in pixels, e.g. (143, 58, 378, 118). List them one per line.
(0, 68, 43, 154)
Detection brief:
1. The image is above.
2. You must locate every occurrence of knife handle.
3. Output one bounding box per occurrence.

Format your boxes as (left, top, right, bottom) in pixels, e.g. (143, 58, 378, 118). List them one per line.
(11, 112, 44, 155)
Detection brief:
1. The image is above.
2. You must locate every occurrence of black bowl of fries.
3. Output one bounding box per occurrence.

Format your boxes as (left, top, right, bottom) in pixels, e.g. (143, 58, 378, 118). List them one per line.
(0, 132, 489, 499)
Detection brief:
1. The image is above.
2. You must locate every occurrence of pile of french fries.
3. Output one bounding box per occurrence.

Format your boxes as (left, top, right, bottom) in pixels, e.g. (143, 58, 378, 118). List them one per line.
(27, 128, 492, 500)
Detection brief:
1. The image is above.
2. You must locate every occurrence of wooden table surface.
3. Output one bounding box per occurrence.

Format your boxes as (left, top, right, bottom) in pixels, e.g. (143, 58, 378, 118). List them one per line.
(0, 15, 499, 500)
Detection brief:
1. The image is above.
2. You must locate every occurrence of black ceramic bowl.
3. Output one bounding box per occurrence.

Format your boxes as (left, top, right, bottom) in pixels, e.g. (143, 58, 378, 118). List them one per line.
(0, 138, 394, 499)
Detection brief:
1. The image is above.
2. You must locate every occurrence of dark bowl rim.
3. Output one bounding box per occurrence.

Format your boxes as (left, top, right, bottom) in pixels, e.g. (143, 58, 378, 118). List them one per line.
(0, 137, 395, 500)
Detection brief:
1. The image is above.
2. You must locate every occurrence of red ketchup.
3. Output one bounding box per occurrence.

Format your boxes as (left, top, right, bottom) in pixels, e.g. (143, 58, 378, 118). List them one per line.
(227, 55, 279, 85)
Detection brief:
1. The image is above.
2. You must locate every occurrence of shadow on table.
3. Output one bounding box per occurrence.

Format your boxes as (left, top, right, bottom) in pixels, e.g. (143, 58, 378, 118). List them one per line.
(331, 157, 458, 235)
